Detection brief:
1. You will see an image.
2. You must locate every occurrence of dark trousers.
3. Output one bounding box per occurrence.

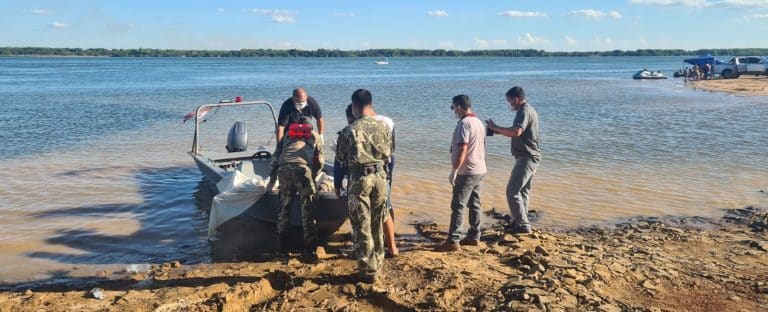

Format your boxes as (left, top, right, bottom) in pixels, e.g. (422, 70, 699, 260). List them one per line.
(447, 174, 485, 243)
(506, 156, 540, 230)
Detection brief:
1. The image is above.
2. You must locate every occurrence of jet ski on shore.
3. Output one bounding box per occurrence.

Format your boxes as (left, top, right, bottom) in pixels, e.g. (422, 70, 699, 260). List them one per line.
(633, 69, 668, 80)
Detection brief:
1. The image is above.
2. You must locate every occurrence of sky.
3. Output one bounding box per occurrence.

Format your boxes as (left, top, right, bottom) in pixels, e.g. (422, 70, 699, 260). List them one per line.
(2, 0, 768, 51)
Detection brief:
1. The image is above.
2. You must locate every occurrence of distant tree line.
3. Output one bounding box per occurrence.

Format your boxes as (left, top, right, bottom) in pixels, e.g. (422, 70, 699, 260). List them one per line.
(2, 47, 767, 57)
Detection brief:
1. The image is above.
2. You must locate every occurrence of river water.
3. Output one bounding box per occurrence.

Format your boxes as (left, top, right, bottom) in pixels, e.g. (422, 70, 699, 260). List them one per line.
(0, 57, 766, 282)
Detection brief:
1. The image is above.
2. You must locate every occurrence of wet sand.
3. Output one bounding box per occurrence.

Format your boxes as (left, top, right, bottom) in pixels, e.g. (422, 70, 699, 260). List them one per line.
(690, 76, 768, 96)
(1, 206, 766, 311)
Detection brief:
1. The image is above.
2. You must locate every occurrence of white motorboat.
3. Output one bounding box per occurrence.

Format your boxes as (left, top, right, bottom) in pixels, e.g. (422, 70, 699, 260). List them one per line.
(188, 100, 347, 239)
(633, 69, 668, 80)
(374, 58, 389, 65)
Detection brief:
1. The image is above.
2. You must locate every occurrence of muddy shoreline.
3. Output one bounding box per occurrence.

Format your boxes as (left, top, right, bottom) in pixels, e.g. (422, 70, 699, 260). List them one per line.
(689, 76, 768, 96)
(1, 206, 766, 311)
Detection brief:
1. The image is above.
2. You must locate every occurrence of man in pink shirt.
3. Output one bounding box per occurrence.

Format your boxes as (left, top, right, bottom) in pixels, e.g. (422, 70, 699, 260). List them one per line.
(437, 95, 487, 252)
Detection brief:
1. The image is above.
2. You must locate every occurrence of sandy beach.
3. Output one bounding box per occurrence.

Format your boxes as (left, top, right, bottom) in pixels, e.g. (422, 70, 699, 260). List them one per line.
(690, 77, 768, 96)
(1, 206, 766, 311)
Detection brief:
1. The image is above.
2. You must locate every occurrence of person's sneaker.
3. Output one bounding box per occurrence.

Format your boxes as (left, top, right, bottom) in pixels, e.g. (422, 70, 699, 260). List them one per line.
(459, 238, 480, 246)
(434, 242, 460, 252)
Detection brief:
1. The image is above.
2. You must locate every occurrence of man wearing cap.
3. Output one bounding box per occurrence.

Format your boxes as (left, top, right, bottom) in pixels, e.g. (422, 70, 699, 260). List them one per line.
(486, 86, 540, 234)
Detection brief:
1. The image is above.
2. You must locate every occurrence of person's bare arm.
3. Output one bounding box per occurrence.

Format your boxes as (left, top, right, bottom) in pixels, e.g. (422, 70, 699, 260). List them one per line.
(317, 117, 325, 135)
(276, 125, 285, 142)
(453, 144, 468, 170)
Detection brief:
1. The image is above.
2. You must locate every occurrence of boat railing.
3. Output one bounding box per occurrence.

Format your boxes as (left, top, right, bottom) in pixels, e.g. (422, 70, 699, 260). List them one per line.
(190, 100, 277, 156)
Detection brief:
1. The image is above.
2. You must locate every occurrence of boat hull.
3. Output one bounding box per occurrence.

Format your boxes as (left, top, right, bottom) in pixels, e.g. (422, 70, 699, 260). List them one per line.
(191, 154, 348, 239)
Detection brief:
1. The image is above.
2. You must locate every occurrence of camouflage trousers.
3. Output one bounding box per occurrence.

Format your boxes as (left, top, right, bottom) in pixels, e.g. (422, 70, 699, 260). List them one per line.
(347, 170, 388, 276)
(277, 163, 318, 248)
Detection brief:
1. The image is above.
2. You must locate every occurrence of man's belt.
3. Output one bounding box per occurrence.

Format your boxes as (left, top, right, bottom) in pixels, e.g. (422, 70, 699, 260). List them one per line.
(350, 163, 384, 176)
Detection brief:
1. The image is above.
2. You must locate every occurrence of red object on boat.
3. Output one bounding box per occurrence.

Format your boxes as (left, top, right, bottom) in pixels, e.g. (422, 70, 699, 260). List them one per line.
(235, 96, 242, 102)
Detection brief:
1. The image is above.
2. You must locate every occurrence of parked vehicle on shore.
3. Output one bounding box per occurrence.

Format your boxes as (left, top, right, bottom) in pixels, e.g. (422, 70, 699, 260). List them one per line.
(716, 56, 768, 79)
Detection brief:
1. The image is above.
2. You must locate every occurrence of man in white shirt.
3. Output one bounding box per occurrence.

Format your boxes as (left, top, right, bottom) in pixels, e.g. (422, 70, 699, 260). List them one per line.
(373, 110, 399, 257)
(437, 95, 487, 252)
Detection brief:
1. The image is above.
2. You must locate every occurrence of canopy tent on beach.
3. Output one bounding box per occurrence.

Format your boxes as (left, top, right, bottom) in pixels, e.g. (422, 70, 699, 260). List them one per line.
(683, 53, 726, 67)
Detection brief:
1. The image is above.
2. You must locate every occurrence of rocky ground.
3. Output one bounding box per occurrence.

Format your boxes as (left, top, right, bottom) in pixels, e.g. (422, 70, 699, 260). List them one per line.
(1, 206, 767, 311)
(689, 76, 768, 96)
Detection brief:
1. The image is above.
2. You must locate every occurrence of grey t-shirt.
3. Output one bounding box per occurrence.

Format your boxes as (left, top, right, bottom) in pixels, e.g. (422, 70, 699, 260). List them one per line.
(511, 103, 540, 158)
(451, 115, 487, 175)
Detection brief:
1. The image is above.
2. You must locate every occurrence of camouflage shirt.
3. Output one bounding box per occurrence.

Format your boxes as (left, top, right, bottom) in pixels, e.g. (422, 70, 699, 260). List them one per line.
(335, 115, 392, 170)
(277, 131, 323, 166)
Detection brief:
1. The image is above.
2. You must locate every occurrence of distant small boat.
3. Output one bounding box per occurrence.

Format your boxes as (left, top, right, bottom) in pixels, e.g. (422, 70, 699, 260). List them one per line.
(374, 58, 389, 65)
(633, 69, 667, 80)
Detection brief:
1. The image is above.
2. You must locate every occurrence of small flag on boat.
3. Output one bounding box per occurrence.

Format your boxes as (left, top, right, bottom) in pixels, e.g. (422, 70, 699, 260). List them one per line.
(182, 107, 211, 124)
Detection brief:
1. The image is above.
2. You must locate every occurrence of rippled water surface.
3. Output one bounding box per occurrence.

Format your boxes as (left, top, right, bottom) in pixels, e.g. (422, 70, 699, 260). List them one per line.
(0, 57, 766, 281)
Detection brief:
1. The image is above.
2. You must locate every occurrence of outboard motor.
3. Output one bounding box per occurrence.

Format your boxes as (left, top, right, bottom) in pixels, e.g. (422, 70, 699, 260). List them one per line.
(226, 121, 248, 152)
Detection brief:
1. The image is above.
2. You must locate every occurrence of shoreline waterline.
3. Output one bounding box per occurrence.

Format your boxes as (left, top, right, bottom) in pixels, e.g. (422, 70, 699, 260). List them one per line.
(1, 56, 766, 283)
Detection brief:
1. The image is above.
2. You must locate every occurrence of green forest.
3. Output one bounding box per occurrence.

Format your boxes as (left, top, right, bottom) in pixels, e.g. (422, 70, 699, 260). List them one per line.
(2, 47, 767, 57)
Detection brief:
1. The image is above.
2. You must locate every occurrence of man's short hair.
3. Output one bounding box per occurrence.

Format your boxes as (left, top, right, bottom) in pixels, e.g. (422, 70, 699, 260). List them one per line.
(293, 88, 305, 97)
(351, 89, 372, 108)
(506, 86, 525, 100)
(345, 104, 354, 120)
(452, 95, 471, 109)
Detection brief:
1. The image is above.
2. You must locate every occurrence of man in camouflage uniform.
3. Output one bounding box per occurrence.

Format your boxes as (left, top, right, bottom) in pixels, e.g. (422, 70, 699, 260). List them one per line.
(335, 89, 393, 282)
(271, 117, 323, 254)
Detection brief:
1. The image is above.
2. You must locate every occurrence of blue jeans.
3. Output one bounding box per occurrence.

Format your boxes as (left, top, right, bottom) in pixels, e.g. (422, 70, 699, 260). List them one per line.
(506, 155, 540, 230)
(447, 174, 485, 243)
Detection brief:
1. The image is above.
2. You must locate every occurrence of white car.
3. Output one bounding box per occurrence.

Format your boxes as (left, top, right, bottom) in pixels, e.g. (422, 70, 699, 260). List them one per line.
(716, 56, 768, 79)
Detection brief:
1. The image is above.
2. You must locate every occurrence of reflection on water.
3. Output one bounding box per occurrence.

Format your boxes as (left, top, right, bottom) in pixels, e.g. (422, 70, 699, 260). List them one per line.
(24, 167, 209, 267)
(0, 57, 766, 282)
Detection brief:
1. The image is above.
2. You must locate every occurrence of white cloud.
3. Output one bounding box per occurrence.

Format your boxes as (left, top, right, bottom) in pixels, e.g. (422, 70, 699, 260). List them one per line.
(745, 13, 768, 20)
(565, 36, 578, 45)
(271, 15, 294, 23)
(497, 11, 547, 18)
(568, 9, 622, 20)
(518, 33, 551, 46)
(438, 41, 454, 49)
(493, 39, 508, 47)
(427, 10, 448, 17)
(332, 12, 356, 17)
(630, 0, 768, 9)
(248, 9, 297, 23)
(217, 8, 225, 13)
(473, 38, 489, 48)
(29, 9, 54, 16)
(719, 0, 768, 8)
(360, 42, 370, 48)
(628, 0, 712, 7)
(48, 21, 68, 29)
